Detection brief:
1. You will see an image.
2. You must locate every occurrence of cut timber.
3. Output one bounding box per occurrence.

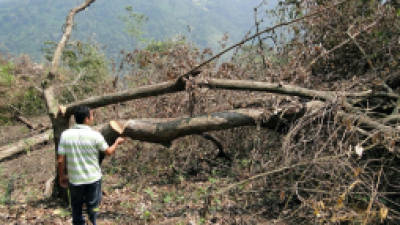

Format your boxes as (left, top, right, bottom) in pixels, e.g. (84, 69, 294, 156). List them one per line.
(0, 130, 52, 161)
(101, 107, 306, 146)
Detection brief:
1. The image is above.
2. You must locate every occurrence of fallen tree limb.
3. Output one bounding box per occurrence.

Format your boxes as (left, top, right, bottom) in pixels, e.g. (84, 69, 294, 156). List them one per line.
(3, 102, 398, 162)
(57, 78, 398, 120)
(215, 154, 346, 195)
(60, 80, 185, 116)
(196, 78, 398, 101)
(337, 111, 400, 135)
(0, 130, 52, 161)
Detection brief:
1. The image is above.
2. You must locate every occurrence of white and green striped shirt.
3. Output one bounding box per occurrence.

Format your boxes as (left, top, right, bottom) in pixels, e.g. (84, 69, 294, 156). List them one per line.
(58, 124, 109, 185)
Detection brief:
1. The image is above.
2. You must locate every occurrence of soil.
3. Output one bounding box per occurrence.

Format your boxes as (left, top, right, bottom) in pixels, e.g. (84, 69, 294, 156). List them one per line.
(0, 123, 277, 225)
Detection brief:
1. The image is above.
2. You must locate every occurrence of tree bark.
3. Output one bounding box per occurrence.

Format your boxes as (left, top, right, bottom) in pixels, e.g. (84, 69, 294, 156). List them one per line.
(42, 0, 97, 200)
(60, 80, 185, 117)
(195, 78, 399, 101)
(0, 130, 52, 161)
(99, 107, 306, 146)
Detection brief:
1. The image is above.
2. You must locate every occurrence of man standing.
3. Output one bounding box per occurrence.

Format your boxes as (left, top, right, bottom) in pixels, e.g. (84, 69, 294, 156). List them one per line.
(57, 106, 125, 225)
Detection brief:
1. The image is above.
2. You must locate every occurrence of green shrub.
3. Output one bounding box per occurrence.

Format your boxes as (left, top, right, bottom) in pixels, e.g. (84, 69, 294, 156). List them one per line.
(0, 62, 14, 86)
(14, 87, 46, 116)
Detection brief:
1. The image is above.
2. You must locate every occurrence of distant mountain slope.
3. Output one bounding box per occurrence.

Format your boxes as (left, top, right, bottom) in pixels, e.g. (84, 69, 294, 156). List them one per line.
(0, 0, 261, 61)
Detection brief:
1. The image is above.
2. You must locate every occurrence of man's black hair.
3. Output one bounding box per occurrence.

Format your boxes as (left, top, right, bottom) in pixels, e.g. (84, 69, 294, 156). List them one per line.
(74, 106, 91, 124)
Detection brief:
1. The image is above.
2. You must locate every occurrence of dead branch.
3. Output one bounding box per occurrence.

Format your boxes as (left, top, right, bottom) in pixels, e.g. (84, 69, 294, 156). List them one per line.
(0, 130, 52, 161)
(60, 80, 185, 116)
(215, 154, 346, 195)
(55, 77, 398, 120)
(196, 78, 398, 101)
(307, 15, 383, 69)
(8, 104, 37, 129)
(49, 0, 96, 77)
(176, 0, 347, 82)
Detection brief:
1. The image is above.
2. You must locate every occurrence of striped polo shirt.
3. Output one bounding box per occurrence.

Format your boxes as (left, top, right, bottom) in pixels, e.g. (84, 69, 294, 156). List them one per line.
(58, 124, 109, 185)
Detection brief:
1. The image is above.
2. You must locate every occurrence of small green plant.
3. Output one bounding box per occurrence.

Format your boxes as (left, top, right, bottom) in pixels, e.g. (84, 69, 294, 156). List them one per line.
(12, 88, 46, 116)
(140, 210, 152, 221)
(199, 217, 206, 225)
(162, 193, 173, 204)
(144, 187, 155, 199)
(0, 62, 14, 86)
(121, 6, 147, 42)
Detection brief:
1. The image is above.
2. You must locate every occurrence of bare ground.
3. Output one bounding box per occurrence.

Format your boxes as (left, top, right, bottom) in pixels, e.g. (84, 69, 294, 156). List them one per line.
(0, 125, 279, 225)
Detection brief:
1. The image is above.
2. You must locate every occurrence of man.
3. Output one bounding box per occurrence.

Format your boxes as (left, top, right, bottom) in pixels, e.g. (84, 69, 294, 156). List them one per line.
(57, 106, 125, 225)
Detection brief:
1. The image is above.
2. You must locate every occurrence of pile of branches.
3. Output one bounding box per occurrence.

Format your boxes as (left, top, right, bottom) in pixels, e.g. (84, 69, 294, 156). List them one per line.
(208, 0, 400, 224)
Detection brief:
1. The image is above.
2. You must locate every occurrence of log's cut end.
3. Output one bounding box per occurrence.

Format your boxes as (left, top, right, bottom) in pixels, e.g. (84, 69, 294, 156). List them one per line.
(110, 120, 124, 134)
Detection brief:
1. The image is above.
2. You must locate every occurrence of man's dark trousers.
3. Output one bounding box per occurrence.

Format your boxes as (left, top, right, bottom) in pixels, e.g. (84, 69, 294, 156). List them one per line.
(69, 180, 102, 225)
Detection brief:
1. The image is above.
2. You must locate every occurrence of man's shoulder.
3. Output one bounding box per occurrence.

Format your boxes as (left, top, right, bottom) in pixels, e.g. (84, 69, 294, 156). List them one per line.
(61, 127, 100, 138)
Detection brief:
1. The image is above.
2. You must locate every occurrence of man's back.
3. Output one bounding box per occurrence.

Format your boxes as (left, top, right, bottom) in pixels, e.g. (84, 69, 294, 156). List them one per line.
(58, 124, 108, 185)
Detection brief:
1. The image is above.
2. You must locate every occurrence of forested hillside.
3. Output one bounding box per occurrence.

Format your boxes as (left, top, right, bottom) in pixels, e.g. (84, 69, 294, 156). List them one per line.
(0, 0, 399, 224)
(0, 0, 261, 60)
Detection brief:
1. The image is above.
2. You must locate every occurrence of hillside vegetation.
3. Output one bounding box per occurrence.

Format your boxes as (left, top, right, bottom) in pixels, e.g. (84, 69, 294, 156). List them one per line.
(0, 0, 261, 60)
(0, 0, 399, 224)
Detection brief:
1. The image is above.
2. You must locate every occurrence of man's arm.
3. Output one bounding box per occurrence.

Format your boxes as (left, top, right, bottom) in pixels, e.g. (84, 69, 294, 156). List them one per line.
(104, 137, 125, 156)
(57, 155, 68, 188)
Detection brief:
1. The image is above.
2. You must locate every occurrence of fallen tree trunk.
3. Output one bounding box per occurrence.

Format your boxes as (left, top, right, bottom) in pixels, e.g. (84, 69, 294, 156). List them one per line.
(2, 101, 398, 162)
(100, 106, 306, 146)
(0, 130, 52, 161)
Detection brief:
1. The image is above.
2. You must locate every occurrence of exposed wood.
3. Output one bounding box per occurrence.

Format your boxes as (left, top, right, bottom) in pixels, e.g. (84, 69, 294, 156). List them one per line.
(0, 130, 52, 161)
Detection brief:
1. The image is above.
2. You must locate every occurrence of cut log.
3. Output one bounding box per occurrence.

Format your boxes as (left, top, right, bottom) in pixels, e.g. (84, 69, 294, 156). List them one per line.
(100, 107, 307, 146)
(0, 130, 52, 161)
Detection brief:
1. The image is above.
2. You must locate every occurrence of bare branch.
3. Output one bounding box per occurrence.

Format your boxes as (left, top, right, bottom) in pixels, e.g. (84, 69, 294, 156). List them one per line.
(49, 0, 96, 77)
(176, 0, 347, 81)
(61, 80, 185, 116)
(0, 130, 52, 161)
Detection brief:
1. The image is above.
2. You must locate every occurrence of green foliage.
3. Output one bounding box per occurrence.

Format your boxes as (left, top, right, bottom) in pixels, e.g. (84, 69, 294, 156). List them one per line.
(42, 40, 110, 102)
(0, 62, 14, 86)
(120, 6, 147, 42)
(145, 38, 186, 53)
(13, 87, 46, 116)
(0, 0, 259, 60)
